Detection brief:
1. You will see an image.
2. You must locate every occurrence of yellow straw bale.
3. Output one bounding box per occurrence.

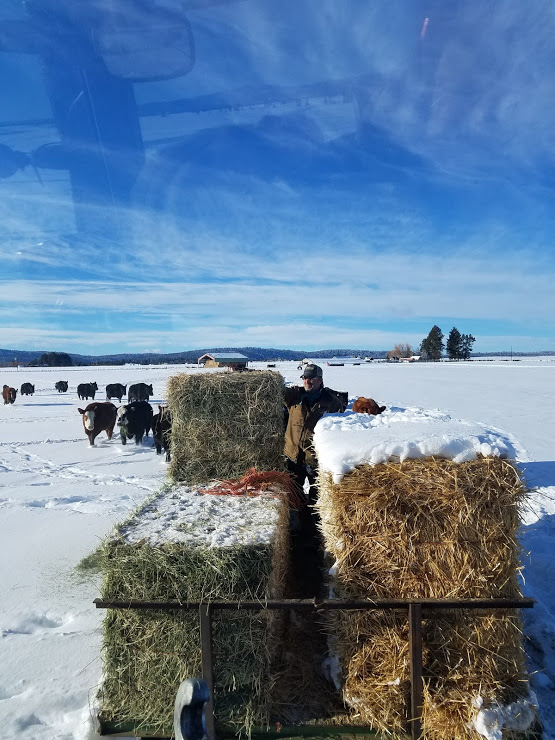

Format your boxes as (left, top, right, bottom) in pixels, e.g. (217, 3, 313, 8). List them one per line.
(317, 456, 532, 738)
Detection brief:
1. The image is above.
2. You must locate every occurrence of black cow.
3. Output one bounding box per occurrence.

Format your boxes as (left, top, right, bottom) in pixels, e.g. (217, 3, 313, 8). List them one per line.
(128, 382, 153, 402)
(20, 383, 35, 396)
(106, 383, 127, 402)
(77, 382, 98, 400)
(336, 391, 349, 412)
(55, 381, 68, 393)
(117, 401, 153, 445)
(78, 402, 117, 446)
(153, 406, 172, 462)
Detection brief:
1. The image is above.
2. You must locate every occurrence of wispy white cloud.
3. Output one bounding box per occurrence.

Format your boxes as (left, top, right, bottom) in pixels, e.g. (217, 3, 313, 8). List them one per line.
(0, 322, 427, 355)
(2, 320, 553, 356)
(1, 232, 555, 353)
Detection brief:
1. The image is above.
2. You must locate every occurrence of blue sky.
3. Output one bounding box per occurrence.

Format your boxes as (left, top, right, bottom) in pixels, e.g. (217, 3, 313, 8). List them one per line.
(1, 0, 555, 355)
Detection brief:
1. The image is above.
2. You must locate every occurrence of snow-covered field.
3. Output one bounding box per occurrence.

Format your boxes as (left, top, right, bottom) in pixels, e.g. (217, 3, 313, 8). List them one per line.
(1, 359, 555, 739)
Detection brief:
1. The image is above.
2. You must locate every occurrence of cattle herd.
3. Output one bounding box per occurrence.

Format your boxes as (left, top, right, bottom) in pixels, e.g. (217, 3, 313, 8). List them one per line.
(2, 378, 171, 460)
(3, 378, 384, 462)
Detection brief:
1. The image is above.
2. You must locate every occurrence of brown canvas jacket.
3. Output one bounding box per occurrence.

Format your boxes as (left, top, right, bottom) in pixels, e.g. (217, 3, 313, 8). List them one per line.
(283, 385, 344, 466)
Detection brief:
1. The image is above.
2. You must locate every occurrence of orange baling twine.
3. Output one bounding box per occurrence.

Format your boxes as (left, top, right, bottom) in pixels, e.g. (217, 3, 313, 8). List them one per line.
(206, 467, 305, 510)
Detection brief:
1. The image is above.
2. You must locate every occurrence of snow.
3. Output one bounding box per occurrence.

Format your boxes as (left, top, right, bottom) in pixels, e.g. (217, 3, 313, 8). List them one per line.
(313, 405, 518, 482)
(472, 693, 539, 740)
(119, 484, 283, 548)
(2, 358, 555, 738)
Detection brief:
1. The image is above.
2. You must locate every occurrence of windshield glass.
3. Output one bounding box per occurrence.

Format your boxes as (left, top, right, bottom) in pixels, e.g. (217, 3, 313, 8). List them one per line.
(1, 0, 551, 354)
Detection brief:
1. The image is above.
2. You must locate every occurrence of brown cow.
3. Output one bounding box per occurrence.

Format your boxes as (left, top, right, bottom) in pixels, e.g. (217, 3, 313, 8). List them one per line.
(2, 385, 17, 404)
(352, 397, 386, 415)
(78, 402, 117, 446)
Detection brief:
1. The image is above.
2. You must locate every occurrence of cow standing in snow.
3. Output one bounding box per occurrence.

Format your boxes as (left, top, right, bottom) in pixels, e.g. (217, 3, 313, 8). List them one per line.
(128, 383, 153, 403)
(2, 385, 17, 404)
(153, 406, 172, 461)
(78, 382, 98, 400)
(106, 383, 127, 402)
(117, 401, 153, 446)
(78, 402, 117, 445)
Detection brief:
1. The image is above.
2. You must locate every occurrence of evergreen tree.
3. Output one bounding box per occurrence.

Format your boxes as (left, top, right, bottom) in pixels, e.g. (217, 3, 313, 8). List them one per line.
(36, 352, 73, 367)
(420, 325, 444, 361)
(446, 327, 462, 360)
(460, 334, 476, 360)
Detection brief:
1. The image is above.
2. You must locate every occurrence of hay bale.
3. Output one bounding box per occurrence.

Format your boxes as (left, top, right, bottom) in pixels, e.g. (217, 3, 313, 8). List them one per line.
(319, 458, 524, 601)
(98, 483, 289, 735)
(313, 408, 535, 738)
(167, 370, 285, 484)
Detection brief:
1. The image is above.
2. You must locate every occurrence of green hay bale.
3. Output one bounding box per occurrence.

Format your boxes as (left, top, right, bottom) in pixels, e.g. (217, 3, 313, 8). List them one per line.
(167, 371, 285, 484)
(98, 484, 289, 735)
(75, 543, 104, 574)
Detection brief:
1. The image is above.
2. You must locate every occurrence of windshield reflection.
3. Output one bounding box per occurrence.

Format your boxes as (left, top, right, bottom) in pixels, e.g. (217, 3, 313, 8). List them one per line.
(0, 1, 552, 352)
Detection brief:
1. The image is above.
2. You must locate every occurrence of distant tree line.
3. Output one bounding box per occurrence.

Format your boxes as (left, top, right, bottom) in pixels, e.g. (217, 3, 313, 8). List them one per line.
(29, 352, 73, 367)
(420, 326, 476, 361)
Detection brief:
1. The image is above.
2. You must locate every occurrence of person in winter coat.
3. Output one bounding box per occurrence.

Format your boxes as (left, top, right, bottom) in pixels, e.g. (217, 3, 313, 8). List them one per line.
(283, 363, 346, 596)
(284, 363, 345, 497)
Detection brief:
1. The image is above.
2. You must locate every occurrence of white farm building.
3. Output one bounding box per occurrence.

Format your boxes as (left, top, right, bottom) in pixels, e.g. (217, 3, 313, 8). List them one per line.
(197, 352, 249, 369)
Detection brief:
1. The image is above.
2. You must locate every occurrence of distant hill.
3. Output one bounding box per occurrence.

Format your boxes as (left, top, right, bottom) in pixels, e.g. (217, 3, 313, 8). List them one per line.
(0, 347, 388, 366)
(1, 346, 554, 367)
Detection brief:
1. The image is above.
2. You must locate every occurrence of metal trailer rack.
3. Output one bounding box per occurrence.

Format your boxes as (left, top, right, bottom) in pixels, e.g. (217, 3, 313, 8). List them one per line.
(94, 596, 540, 740)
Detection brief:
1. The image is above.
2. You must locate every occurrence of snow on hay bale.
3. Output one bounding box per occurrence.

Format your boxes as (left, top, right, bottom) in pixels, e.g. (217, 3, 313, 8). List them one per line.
(167, 370, 285, 484)
(98, 482, 289, 735)
(313, 406, 536, 739)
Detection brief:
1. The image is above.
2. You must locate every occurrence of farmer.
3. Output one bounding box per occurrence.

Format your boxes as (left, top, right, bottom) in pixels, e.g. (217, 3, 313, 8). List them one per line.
(284, 363, 345, 498)
(283, 363, 346, 595)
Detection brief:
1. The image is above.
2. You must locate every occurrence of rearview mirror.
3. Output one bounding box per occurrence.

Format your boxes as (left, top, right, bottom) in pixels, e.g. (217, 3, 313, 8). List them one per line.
(94, 4, 194, 82)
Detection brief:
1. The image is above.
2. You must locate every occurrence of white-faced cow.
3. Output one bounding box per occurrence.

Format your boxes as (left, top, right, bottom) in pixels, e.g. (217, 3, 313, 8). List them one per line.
(20, 383, 35, 396)
(55, 381, 69, 393)
(117, 401, 153, 446)
(106, 383, 127, 402)
(153, 406, 172, 462)
(128, 383, 153, 403)
(2, 385, 17, 404)
(78, 402, 117, 446)
(77, 382, 98, 400)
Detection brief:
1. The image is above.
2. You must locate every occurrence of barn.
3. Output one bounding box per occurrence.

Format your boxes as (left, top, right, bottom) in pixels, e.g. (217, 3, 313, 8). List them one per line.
(197, 352, 249, 370)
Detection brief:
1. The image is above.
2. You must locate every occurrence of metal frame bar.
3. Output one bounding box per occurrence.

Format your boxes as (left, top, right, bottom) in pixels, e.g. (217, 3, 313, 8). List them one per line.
(408, 603, 423, 740)
(199, 605, 216, 740)
(94, 597, 534, 610)
(95, 597, 535, 740)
